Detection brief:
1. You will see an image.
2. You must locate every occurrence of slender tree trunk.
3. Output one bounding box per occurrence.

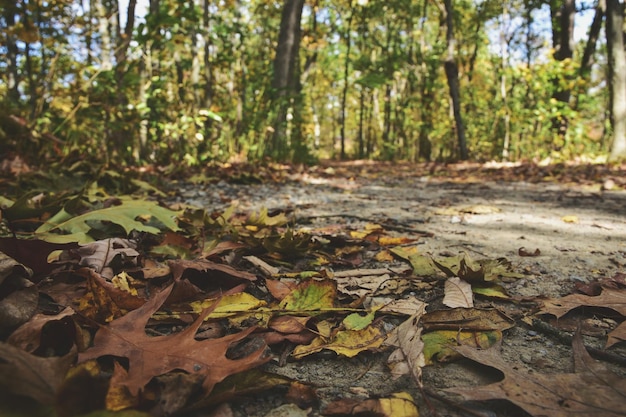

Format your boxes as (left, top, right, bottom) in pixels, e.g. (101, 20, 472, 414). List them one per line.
(190, 1, 201, 108)
(95, 0, 112, 70)
(549, 0, 575, 140)
(115, 0, 136, 100)
(383, 83, 392, 154)
(606, 0, 626, 159)
(3, 7, 21, 103)
(500, 4, 511, 160)
(574, 0, 606, 110)
(270, 0, 305, 160)
(417, 0, 432, 161)
(358, 87, 365, 158)
(340, 2, 355, 160)
(442, 0, 468, 160)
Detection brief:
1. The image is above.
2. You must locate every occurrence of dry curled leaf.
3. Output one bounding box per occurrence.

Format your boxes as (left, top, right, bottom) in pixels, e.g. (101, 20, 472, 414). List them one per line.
(518, 247, 541, 257)
(443, 277, 473, 308)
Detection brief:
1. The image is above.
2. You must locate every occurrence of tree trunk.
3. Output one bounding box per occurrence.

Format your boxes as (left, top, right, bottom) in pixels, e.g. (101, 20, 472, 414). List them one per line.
(95, 0, 113, 70)
(2, 7, 21, 104)
(443, 0, 468, 160)
(606, 0, 626, 160)
(500, 4, 511, 160)
(574, 0, 605, 110)
(549, 0, 575, 139)
(340, 2, 355, 160)
(270, 0, 305, 160)
(358, 88, 365, 158)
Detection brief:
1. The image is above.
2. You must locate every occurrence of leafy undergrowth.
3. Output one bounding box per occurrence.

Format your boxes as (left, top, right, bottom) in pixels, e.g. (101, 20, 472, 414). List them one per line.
(0, 161, 625, 417)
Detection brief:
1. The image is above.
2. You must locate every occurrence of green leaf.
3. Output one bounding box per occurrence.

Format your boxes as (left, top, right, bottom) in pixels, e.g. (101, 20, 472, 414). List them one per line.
(343, 309, 376, 331)
(422, 330, 502, 364)
(279, 279, 336, 312)
(35, 199, 180, 243)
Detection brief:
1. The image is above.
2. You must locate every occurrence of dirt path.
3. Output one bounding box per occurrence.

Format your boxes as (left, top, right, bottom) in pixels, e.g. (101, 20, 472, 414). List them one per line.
(177, 162, 626, 416)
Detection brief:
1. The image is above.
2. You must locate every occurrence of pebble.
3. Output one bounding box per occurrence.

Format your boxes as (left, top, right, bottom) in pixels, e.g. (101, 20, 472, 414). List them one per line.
(527, 330, 538, 337)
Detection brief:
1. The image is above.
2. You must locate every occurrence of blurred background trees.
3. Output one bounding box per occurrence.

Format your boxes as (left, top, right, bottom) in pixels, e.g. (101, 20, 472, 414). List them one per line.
(1, 0, 624, 167)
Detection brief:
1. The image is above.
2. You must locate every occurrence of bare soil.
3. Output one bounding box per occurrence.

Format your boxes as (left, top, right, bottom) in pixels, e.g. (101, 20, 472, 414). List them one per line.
(177, 161, 626, 417)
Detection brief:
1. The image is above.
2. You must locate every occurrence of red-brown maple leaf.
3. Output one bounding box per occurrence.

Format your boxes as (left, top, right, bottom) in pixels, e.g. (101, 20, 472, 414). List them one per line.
(78, 284, 270, 396)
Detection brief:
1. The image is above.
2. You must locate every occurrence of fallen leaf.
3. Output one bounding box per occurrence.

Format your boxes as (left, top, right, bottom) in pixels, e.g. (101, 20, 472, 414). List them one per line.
(471, 284, 510, 299)
(446, 333, 626, 417)
(422, 308, 515, 332)
(342, 306, 381, 331)
(367, 295, 427, 316)
(322, 391, 419, 416)
(35, 199, 180, 243)
(286, 381, 318, 408)
(518, 247, 541, 257)
(7, 307, 75, 352)
(460, 204, 501, 214)
(168, 258, 257, 293)
(186, 292, 269, 327)
(539, 287, 626, 318)
(73, 238, 139, 279)
(243, 255, 280, 276)
(443, 277, 473, 308)
(0, 342, 77, 405)
(77, 268, 145, 322)
(0, 252, 38, 331)
(264, 403, 312, 417)
(561, 215, 579, 223)
(279, 279, 336, 313)
(292, 324, 386, 358)
(78, 284, 270, 397)
(607, 321, 626, 348)
(335, 273, 411, 298)
(385, 310, 426, 386)
(422, 330, 502, 364)
(0, 237, 77, 278)
(246, 207, 289, 227)
(200, 369, 292, 410)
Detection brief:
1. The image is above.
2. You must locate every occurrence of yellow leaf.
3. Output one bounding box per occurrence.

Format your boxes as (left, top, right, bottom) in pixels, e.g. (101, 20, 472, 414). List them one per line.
(111, 272, 138, 296)
(378, 236, 416, 246)
(247, 207, 289, 227)
(375, 250, 395, 262)
(293, 326, 385, 358)
(316, 319, 334, 338)
(190, 293, 267, 318)
(379, 392, 419, 417)
(350, 230, 370, 239)
(562, 215, 579, 223)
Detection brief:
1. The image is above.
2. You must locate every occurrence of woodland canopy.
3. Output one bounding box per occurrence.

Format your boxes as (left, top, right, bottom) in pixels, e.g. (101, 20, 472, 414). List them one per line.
(1, 0, 625, 166)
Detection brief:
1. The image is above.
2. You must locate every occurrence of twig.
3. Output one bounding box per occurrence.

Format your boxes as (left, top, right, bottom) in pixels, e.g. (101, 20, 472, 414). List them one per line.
(296, 214, 434, 237)
(422, 386, 493, 417)
(532, 318, 626, 367)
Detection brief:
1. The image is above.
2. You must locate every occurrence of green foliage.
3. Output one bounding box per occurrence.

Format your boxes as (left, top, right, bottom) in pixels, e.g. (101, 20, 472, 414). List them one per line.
(34, 199, 180, 243)
(0, 0, 612, 165)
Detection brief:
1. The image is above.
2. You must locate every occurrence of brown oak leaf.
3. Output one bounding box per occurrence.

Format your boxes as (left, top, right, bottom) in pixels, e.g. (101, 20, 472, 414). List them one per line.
(0, 342, 77, 405)
(445, 332, 626, 417)
(78, 284, 270, 397)
(539, 288, 626, 318)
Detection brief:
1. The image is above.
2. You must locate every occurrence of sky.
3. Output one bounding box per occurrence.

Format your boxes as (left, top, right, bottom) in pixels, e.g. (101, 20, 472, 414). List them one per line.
(117, 0, 597, 54)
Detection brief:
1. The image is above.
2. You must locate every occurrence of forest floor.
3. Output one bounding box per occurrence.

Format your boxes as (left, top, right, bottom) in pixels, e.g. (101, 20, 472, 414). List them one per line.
(175, 160, 626, 417)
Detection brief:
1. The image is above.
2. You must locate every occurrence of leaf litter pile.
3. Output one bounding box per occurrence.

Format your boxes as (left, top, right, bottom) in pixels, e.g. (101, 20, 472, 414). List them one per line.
(1, 160, 626, 417)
